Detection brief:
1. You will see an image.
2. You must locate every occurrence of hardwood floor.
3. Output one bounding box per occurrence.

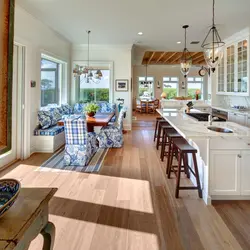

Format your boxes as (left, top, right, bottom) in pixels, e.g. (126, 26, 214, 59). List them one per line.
(1, 113, 249, 249)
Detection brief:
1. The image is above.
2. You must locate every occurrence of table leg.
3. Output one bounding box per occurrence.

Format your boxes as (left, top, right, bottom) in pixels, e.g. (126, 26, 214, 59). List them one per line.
(87, 124, 94, 132)
(41, 222, 55, 250)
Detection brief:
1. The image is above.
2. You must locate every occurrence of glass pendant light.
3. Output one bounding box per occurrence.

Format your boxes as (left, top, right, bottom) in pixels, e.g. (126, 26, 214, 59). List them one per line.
(180, 25, 192, 78)
(201, 0, 225, 72)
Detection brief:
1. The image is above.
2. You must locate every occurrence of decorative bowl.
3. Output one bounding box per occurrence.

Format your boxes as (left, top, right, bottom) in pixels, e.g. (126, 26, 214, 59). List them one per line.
(0, 179, 21, 218)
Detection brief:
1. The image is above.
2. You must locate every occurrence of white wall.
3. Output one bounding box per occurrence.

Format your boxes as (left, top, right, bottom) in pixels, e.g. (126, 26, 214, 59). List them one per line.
(132, 65, 208, 109)
(72, 45, 133, 130)
(14, 5, 71, 157)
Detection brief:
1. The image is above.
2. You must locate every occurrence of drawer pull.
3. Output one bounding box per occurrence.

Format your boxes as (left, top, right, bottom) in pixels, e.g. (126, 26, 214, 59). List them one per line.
(238, 154, 242, 158)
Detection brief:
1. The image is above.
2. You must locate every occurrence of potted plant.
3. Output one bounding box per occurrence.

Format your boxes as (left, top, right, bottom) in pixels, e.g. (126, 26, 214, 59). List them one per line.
(84, 103, 99, 117)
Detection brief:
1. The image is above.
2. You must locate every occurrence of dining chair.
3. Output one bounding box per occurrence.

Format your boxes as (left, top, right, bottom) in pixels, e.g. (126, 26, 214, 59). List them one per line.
(147, 100, 155, 113)
(136, 99, 147, 113)
(154, 99, 160, 110)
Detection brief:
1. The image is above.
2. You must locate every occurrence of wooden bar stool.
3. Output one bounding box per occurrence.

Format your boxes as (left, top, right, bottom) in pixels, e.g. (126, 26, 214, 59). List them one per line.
(168, 138, 202, 199)
(154, 117, 165, 142)
(165, 132, 183, 170)
(156, 120, 170, 150)
(160, 127, 176, 161)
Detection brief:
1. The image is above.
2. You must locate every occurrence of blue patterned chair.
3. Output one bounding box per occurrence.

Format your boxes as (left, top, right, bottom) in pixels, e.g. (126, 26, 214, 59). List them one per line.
(64, 117, 98, 166)
(97, 107, 127, 148)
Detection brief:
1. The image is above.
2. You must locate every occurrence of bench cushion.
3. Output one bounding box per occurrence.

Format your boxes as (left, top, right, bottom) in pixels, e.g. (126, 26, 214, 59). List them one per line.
(34, 125, 64, 136)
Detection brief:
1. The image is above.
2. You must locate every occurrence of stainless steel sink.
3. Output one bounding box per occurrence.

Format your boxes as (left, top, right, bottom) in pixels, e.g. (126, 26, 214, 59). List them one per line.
(207, 126, 233, 133)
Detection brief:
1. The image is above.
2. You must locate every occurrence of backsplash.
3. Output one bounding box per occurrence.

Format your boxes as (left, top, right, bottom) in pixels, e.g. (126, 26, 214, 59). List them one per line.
(219, 96, 250, 108)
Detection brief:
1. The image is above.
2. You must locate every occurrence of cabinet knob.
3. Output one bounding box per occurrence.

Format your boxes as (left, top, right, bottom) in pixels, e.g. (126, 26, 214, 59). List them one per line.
(238, 154, 242, 158)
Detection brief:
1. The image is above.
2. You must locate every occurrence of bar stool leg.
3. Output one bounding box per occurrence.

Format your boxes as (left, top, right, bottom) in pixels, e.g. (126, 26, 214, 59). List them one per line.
(167, 142, 175, 179)
(154, 120, 159, 142)
(192, 153, 202, 198)
(156, 125, 162, 150)
(175, 152, 183, 198)
(161, 129, 167, 161)
(166, 140, 173, 175)
(183, 153, 190, 179)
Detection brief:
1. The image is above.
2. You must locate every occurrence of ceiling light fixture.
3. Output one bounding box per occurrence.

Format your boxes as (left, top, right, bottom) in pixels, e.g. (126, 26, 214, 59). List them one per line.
(141, 62, 152, 87)
(177, 41, 181, 44)
(73, 31, 103, 82)
(138, 32, 143, 36)
(201, 0, 225, 72)
(180, 25, 192, 78)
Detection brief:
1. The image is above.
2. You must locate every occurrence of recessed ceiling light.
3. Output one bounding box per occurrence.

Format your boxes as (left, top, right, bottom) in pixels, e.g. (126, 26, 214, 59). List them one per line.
(177, 41, 181, 44)
(138, 32, 143, 36)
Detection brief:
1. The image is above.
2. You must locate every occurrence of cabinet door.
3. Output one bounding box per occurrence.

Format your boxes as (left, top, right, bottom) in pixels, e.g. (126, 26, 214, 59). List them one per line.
(240, 151, 250, 195)
(210, 150, 241, 195)
(237, 40, 248, 94)
(228, 112, 237, 122)
(217, 57, 225, 93)
(236, 114, 246, 126)
(246, 116, 250, 127)
(226, 45, 236, 93)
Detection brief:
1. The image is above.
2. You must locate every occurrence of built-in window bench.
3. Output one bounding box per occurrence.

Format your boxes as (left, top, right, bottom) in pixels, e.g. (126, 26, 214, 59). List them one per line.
(34, 125, 65, 153)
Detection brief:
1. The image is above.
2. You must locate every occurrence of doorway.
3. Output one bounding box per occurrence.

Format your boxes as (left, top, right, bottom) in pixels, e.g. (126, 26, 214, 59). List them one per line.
(0, 44, 25, 168)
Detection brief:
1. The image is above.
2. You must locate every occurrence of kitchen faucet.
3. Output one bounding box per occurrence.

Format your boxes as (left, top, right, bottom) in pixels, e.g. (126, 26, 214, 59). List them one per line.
(208, 115, 219, 125)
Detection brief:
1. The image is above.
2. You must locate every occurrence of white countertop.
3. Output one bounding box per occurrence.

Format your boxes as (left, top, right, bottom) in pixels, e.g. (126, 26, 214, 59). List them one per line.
(157, 109, 250, 139)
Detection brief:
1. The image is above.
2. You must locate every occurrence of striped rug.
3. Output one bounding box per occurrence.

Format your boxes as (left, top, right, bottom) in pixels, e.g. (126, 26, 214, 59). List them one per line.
(36, 147, 109, 173)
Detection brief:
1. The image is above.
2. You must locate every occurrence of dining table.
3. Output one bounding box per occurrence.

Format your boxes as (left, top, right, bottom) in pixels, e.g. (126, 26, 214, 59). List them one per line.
(57, 112, 115, 132)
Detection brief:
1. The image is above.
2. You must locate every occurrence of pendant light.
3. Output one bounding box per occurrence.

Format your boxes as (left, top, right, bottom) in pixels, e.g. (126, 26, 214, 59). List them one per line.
(180, 25, 192, 78)
(201, 0, 225, 72)
(73, 31, 103, 82)
(142, 62, 152, 87)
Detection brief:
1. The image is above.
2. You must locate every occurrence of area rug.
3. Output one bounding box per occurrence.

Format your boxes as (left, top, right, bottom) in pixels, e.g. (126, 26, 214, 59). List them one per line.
(36, 147, 109, 173)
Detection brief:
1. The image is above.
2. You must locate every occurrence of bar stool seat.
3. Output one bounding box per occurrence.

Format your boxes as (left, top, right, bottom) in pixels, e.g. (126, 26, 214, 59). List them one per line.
(168, 138, 202, 199)
(156, 120, 170, 150)
(154, 117, 165, 142)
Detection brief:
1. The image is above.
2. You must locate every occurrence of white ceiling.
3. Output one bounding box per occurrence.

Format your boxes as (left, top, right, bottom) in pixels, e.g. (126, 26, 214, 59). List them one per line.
(17, 0, 250, 51)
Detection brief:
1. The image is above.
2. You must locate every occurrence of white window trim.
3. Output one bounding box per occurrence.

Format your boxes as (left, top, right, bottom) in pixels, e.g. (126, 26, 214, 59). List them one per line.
(72, 60, 114, 104)
(187, 77, 204, 100)
(137, 76, 155, 97)
(162, 76, 179, 97)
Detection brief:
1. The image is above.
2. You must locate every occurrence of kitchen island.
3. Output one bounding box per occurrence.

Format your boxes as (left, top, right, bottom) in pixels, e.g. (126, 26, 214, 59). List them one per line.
(157, 108, 250, 204)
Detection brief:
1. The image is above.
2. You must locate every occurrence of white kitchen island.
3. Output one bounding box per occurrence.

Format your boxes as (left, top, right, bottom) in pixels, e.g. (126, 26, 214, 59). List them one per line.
(157, 108, 250, 205)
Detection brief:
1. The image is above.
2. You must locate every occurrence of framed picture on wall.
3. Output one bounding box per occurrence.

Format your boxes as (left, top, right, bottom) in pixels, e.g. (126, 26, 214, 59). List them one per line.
(115, 79, 129, 92)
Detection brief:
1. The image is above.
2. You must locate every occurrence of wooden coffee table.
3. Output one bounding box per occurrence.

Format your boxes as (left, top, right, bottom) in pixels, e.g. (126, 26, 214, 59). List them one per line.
(0, 187, 57, 250)
(58, 113, 115, 132)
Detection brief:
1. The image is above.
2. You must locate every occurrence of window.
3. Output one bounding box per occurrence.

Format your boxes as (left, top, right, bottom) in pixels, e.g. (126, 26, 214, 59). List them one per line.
(79, 69, 110, 102)
(187, 77, 203, 99)
(138, 76, 154, 97)
(163, 77, 179, 99)
(41, 58, 60, 107)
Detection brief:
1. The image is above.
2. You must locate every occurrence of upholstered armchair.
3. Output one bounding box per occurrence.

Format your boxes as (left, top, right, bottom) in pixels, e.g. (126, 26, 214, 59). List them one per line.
(97, 107, 127, 148)
(64, 117, 98, 166)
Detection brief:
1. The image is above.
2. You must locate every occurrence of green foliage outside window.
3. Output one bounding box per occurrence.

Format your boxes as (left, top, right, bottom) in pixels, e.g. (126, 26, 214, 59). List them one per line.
(79, 88, 109, 103)
(188, 89, 202, 99)
(163, 88, 177, 99)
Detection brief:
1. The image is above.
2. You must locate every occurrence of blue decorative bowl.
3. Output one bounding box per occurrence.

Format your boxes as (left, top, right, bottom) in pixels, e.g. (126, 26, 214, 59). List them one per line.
(0, 179, 21, 218)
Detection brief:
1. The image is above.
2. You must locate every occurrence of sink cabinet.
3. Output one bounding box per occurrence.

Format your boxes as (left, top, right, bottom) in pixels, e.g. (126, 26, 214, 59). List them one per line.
(210, 150, 250, 196)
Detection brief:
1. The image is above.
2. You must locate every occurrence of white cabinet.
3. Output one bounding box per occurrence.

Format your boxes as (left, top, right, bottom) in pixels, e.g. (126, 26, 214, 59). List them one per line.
(241, 151, 250, 195)
(217, 32, 249, 96)
(210, 150, 241, 195)
(246, 116, 250, 127)
(210, 150, 250, 196)
(195, 107, 211, 113)
(228, 112, 246, 125)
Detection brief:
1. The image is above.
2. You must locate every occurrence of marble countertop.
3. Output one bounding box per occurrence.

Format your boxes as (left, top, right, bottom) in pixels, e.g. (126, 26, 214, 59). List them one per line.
(157, 109, 250, 139)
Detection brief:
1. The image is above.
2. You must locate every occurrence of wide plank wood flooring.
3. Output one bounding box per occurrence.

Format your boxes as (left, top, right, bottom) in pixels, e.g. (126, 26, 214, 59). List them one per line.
(0, 113, 249, 250)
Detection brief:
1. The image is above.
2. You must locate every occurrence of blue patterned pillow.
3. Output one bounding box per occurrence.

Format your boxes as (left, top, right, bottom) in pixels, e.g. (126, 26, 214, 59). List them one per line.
(38, 111, 53, 129)
(52, 108, 62, 122)
(73, 103, 86, 114)
(62, 104, 73, 115)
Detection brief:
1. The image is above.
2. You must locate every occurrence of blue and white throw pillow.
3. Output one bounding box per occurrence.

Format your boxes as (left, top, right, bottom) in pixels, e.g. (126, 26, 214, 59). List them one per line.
(38, 110, 53, 129)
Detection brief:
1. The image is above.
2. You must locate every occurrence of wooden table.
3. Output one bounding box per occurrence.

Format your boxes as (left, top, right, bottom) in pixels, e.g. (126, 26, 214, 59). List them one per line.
(58, 113, 115, 132)
(0, 187, 57, 250)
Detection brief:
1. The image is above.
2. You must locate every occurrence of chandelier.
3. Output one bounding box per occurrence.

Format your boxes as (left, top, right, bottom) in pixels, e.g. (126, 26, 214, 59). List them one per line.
(201, 0, 225, 72)
(180, 25, 192, 78)
(73, 31, 103, 83)
(141, 63, 153, 88)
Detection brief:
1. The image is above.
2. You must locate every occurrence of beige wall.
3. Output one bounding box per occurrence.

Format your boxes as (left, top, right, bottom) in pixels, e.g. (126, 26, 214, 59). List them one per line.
(132, 65, 208, 109)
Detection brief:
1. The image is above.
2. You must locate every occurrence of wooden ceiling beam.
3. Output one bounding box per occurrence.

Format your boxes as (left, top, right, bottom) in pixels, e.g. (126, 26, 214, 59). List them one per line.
(194, 57, 206, 64)
(192, 53, 204, 61)
(170, 52, 183, 64)
(163, 52, 177, 63)
(155, 52, 167, 63)
(147, 52, 155, 64)
(191, 52, 200, 59)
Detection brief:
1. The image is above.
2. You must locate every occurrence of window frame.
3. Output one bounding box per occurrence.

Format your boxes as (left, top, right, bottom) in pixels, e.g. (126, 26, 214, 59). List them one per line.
(162, 76, 179, 99)
(187, 77, 204, 100)
(137, 76, 155, 98)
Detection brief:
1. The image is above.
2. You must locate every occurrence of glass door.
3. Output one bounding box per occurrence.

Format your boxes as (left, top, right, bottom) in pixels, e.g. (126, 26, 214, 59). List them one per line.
(217, 58, 225, 92)
(226, 45, 235, 92)
(237, 40, 248, 93)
